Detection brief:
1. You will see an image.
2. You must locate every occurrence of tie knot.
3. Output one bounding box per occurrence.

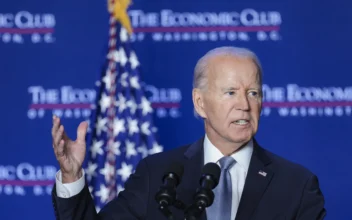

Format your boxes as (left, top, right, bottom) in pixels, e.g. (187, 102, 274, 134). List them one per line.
(219, 156, 236, 171)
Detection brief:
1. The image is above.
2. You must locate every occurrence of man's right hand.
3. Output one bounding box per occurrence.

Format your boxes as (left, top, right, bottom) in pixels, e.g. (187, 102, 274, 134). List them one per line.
(52, 115, 88, 183)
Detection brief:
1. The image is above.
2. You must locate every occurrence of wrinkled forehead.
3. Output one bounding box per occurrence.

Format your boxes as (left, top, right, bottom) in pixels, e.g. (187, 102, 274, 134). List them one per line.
(206, 55, 261, 84)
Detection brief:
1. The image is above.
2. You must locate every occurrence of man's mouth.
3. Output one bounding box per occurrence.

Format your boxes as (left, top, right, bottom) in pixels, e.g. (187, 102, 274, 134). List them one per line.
(234, 119, 249, 125)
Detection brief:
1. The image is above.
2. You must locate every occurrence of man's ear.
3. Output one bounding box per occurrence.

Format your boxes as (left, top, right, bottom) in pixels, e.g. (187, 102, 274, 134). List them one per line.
(192, 88, 207, 118)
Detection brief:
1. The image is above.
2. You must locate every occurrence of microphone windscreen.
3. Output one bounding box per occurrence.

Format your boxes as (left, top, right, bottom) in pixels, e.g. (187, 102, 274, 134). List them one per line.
(163, 162, 184, 185)
(201, 162, 221, 184)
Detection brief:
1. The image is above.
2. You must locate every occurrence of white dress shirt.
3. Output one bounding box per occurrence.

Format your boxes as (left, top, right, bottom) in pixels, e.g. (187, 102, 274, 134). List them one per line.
(55, 135, 254, 220)
(203, 135, 253, 220)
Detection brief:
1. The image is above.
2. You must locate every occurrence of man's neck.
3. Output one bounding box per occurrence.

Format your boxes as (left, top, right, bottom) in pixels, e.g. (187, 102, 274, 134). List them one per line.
(205, 131, 250, 156)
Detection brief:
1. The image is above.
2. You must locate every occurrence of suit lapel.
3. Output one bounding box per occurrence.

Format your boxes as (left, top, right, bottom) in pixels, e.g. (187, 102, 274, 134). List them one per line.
(173, 137, 206, 220)
(235, 139, 274, 220)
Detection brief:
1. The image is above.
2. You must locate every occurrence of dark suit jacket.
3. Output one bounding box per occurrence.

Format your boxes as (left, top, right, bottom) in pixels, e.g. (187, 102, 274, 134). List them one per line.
(52, 137, 326, 220)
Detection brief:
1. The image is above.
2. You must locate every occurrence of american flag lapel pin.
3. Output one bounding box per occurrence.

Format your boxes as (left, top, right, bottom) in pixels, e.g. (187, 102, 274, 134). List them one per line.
(258, 170, 267, 177)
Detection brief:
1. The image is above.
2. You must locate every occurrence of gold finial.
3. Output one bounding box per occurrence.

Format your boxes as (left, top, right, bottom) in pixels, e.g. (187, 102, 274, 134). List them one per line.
(108, 0, 133, 34)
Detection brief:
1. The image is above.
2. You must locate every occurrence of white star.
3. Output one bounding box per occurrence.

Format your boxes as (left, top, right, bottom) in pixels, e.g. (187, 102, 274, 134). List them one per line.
(117, 162, 133, 182)
(139, 97, 153, 115)
(120, 27, 128, 42)
(96, 116, 108, 136)
(141, 122, 151, 135)
(115, 93, 127, 113)
(127, 118, 139, 135)
(95, 184, 110, 204)
(125, 140, 137, 159)
(120, 72, 128, 87)
(86, 161, 98, 182)
(91, 139, 104, 158)
(99, 162, 115, 182)
(129, 51, 140, 69)
(137, 145, 149, 158)
(117, 184, 125, 195)
(99, 93, 112, 113)
(118, 47, 128, 66)
(113, 118, 126, 136)
(149, 142, 163, 155)
(108, 141, 121, 156)
(107, 50, 120, 62)
(126, 98, 137, 114)
(130, 76, 140, 89)
(102, 71, 116, 90)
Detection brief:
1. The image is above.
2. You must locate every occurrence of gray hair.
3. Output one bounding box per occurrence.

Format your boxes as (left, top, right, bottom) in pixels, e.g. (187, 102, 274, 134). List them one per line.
(193, 46, 263, 91)
(192, 46, 263, 118)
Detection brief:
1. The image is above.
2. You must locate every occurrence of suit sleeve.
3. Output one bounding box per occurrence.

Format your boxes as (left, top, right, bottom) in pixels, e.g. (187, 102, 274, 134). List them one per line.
(296, 175, 327, 220)
(51, 158, 150, 220)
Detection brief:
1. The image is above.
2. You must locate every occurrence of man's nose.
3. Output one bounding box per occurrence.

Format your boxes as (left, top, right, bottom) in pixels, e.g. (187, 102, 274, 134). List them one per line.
(236, 93, 250, 111)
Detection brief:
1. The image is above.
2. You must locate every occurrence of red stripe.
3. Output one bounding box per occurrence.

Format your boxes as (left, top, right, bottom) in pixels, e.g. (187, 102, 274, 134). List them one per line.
(0, 28, 54, 34)
(30, 103, 91, 109)
(0, 180, 54, 186)
(133, 26, 280, 33)
(262, 102, 352, 107)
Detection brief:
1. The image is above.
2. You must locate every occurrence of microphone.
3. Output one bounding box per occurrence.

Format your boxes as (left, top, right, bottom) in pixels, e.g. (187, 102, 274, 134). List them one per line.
(194, 162, 221, 208)
(184, 162, 221, 220)
(155, 162, 184, 220)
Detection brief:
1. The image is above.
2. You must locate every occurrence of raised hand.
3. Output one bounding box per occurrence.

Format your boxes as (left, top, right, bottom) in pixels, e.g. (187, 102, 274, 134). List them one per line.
(52, 115, 88, 183)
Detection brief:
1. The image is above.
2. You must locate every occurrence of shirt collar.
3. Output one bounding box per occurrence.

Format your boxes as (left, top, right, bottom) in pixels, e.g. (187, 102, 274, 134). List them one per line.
(203, 134, 253, 171)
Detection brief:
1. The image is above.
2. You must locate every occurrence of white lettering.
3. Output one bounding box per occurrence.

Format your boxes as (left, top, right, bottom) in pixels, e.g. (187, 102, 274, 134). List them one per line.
(0, 14, 14, 27)
(0, 165, 16, 180)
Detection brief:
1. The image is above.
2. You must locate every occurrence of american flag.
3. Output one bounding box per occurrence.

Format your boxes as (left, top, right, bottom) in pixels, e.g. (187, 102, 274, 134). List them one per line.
(85, 14, 163, 212)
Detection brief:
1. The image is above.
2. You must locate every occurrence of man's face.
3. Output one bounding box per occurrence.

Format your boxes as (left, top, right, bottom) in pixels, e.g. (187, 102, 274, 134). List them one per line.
(194, 55, 262, 149)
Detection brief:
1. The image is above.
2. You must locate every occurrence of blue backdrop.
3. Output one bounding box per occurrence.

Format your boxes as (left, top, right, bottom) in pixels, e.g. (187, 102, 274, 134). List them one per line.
(1, 0, 351, 219)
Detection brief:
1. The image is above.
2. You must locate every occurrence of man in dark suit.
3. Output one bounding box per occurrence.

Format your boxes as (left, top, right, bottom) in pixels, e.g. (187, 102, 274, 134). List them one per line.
(51, 46, 326, 220)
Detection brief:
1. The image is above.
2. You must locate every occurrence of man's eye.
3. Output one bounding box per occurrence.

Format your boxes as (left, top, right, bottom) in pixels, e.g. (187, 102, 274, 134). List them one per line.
(249, 91, 258, 96)
(226, 91, 235, 95)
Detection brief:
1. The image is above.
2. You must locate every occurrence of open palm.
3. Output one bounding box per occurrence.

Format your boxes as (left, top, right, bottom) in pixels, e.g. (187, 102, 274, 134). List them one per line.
(52, 115, 88, 183)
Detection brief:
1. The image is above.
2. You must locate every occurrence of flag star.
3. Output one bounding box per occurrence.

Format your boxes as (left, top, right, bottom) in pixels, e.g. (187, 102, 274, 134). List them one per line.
(125, 140, 137, 159)
(99, 162, 115, 182)
(117, 184, 125, 194)
(91, 140, 104, 158)
(140, 97, 153, 115)
(99, 93, 112, 113)
(149, 142, 163, 155)
(96, 116, 108, 136)
(108, 141, 121, 156)
(118, 47, 128, 66)
(120, 72, 128, 87)
(86, 161, 98, 182)
(117, 162, 133, 182)
(137, 144, 149, 158)
(120, 27, 128, 42)
(115, 93, 127, 113)
(107, 50, 120, 62)
(113, 118, 126, 136)
(95, 80, 101, 87)
(102, 71, 116, 90)
(127, 118, 139, 135)
(141, 122, 151, 135)
(129, 51, 140, 69)
(95, 184, 110, 204)
(130, 76, 140, 89)
(126, 98, 137, 114)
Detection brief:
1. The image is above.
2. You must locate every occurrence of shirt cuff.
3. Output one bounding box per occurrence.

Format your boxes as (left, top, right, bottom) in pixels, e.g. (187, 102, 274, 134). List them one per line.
(55, 169, 85, 198)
